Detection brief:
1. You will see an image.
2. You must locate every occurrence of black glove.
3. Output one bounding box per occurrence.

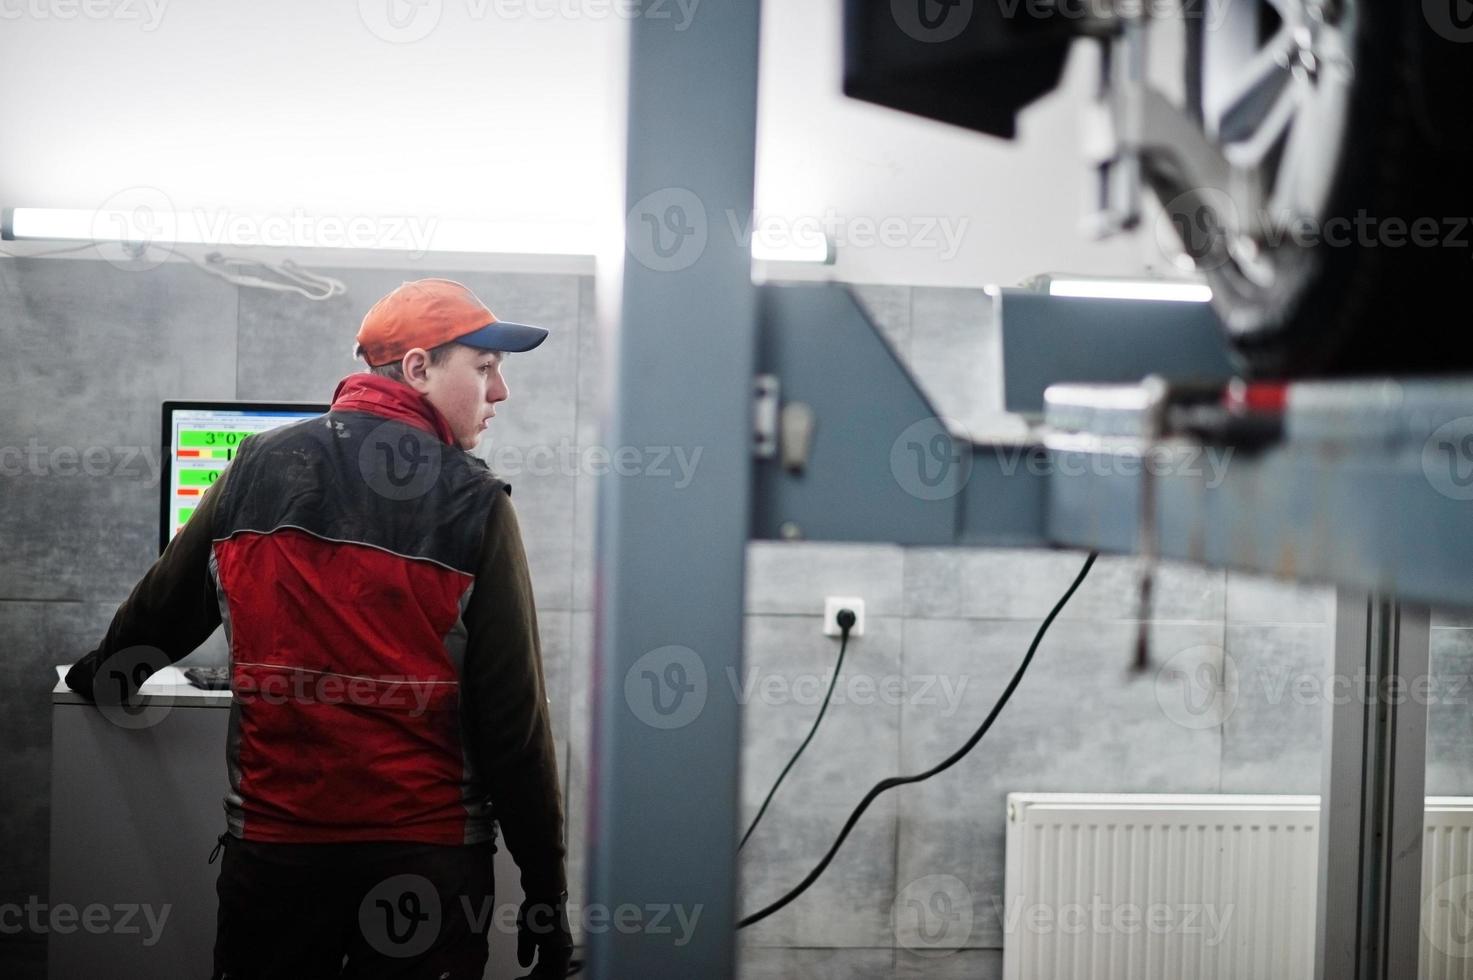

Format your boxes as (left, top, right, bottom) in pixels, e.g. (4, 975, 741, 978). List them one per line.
(65, 647, 165, 706)
(63, 655, 101, 703)
(516, 893, 573, 979)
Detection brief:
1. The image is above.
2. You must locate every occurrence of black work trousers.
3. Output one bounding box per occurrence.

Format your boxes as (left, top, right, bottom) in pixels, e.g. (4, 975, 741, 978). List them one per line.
(210, 833, 497, 980)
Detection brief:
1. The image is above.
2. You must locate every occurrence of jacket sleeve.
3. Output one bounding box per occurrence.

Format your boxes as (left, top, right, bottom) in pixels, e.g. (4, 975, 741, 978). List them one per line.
(461, 487, 568, 900)
(63, 460, 229, 701)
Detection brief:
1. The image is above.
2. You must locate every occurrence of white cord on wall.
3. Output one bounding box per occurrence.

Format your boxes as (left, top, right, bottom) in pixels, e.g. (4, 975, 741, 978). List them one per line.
(0, 240, 349, 301)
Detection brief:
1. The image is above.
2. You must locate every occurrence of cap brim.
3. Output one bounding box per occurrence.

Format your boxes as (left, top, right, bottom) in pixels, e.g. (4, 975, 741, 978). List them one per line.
(457, 320, 549, 353)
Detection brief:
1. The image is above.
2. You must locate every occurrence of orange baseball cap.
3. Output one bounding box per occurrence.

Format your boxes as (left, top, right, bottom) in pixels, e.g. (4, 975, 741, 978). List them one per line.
(355, 278, 548, 367)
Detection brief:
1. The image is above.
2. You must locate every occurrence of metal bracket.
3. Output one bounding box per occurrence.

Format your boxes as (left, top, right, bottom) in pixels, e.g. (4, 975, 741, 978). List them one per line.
(1087, 22, 1246, 240)
(779, 401, 816, 475)
(753, 371, 819, 476)
(753, 374, 779, 460)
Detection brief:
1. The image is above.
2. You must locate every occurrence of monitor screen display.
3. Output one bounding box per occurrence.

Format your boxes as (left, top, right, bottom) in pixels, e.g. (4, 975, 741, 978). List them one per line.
(160, 401, 327, 552)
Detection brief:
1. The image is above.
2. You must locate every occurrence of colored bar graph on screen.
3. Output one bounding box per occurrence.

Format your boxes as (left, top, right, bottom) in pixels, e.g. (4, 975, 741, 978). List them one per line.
(177, 507, 195, 525)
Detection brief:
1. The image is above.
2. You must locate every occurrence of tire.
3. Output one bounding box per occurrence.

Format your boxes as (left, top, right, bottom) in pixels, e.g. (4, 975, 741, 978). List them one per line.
(1169, 0, 1473, 378)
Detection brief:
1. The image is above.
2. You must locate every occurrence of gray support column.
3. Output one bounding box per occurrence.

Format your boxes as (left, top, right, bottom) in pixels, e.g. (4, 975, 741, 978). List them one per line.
(585, 4, 762, 979)
(1316, 592, 1431, 980)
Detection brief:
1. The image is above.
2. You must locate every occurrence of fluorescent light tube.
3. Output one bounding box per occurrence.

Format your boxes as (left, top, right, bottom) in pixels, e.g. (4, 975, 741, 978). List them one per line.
(6, 207, 598, 257)
(1047, 278, 1213, 303)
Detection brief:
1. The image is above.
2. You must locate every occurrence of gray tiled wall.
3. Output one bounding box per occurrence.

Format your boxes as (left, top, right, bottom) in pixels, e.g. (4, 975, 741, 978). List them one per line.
(5, 261, 1473, 979)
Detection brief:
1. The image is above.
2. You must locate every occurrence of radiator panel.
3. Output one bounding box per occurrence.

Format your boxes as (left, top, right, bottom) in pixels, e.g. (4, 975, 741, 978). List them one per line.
(1003, 793, 1473, 980)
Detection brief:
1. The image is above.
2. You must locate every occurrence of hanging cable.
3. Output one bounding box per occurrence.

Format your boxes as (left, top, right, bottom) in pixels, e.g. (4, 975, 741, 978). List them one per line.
(0, 242, 105, 260)
(163, 247, 348, 300)
(0, 240, 348, 300)
(739, 608, 855, 852)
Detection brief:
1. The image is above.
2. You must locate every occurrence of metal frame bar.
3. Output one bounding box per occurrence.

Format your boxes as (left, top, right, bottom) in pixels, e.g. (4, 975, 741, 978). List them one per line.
(586, 5, 762, 978)
(1317, 594, 1431, 980)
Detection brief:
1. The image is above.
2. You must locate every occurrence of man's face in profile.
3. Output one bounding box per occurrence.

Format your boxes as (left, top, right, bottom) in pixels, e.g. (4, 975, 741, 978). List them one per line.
(411, 345, 509, 450)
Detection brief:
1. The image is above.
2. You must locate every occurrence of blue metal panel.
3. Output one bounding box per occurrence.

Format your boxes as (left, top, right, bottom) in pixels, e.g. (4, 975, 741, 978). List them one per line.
(752, 283, 1049, 548)
(998, 290, 1236, 414)
(957, 444, 1050, 548)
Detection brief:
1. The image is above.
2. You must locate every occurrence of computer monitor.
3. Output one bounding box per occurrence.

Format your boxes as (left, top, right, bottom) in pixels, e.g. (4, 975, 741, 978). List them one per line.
(160, 400, 328, 553)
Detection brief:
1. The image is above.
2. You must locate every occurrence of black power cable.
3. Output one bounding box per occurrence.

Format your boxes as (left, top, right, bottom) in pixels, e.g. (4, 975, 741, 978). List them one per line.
(559, 612, 858, 975)
(739, 608, 856, 852)
(736, 550, 1099, 930)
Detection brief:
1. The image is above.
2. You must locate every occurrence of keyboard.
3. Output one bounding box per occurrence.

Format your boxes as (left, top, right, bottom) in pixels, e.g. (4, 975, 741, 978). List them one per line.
(183, 666, 231, 691)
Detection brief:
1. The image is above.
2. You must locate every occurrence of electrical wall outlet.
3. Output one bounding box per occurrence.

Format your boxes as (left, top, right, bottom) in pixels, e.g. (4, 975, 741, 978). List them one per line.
(823, 596, 865, 638)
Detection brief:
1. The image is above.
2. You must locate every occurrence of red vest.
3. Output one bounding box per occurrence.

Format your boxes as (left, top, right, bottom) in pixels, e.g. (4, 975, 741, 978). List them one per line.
(209, 375, 506, 845)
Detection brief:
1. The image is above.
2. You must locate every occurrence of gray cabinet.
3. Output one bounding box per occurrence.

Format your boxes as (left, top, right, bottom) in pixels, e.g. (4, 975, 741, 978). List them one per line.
(49, 671, 524, 979)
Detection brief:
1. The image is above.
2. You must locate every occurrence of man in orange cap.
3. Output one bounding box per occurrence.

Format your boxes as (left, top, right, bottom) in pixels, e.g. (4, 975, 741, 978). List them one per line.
(67, 278, 572, 978)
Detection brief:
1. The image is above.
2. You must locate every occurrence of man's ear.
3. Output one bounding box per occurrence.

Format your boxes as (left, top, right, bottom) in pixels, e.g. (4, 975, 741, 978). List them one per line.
(401, 348, 432, 390)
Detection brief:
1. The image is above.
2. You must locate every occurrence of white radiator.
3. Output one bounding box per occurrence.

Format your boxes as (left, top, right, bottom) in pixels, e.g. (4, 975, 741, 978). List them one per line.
(1002, 793, 1473, 980)
(1422, 798, 1473, 980)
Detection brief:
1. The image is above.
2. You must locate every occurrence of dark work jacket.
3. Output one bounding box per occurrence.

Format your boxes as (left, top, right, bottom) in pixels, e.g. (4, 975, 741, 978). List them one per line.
(65, 373, 566, 899)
